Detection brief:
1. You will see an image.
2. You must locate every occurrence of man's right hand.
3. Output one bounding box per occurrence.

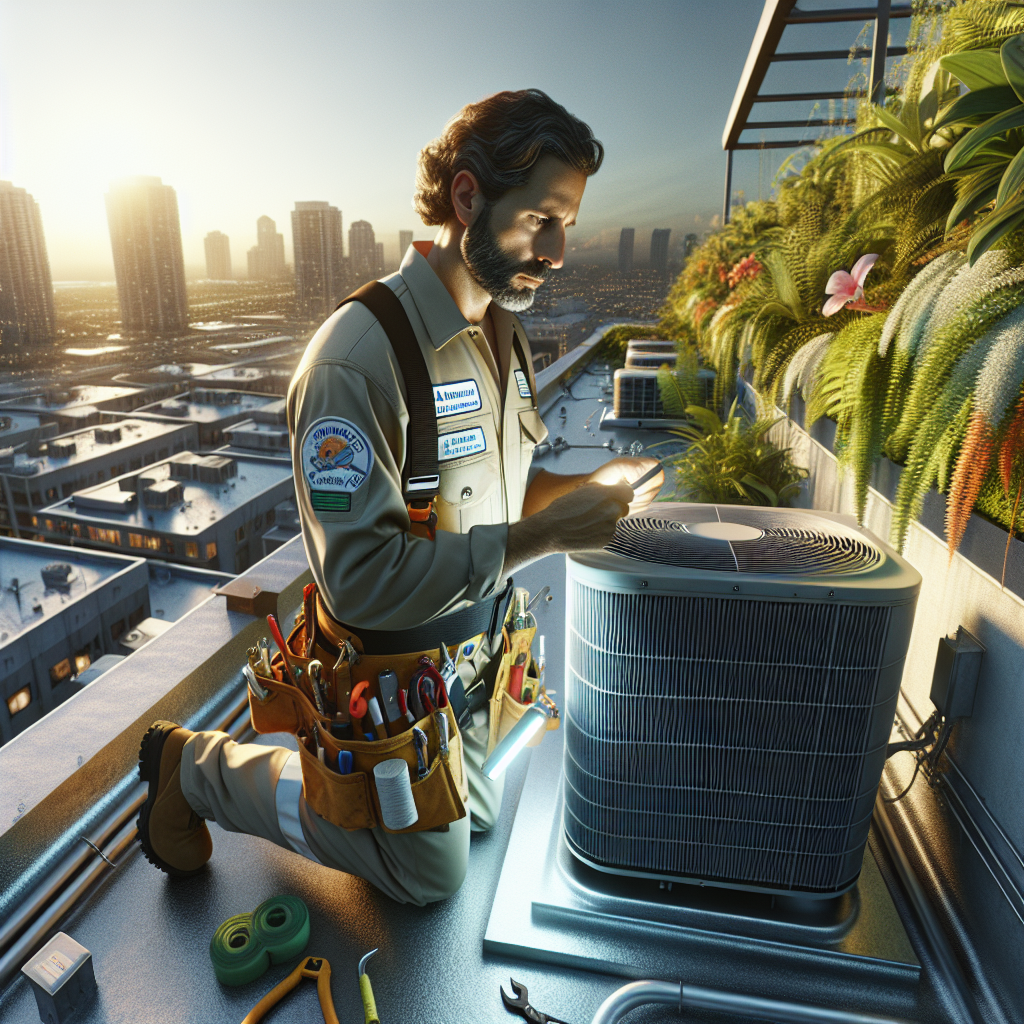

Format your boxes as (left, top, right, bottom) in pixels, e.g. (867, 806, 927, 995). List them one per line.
(503, 479, 633, 575)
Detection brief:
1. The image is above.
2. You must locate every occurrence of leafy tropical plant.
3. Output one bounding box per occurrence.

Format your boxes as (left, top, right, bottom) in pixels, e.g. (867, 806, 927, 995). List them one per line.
(658, 399, 807, 507)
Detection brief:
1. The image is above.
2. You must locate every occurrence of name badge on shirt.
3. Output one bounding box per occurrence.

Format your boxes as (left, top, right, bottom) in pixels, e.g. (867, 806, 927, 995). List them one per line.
(434, 379, 482, 418)
(438, 426, 486, 462)
(514, 369, 532, 400)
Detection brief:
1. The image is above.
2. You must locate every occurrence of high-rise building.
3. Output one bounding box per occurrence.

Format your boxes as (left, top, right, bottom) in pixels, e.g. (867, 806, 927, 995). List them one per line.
(375, 242, 385, 278)
(399, 230, 413, 262)
(618, 228, 635, 274)
(0, 181, 55, 359)
(683, 233, 699, 258)
(291, 201, 345, 319)
(204, 231, 232, 280)
(348, 220, 377, 286)
(247, 216, 287, 281)
(650, 228, 671, 275)
(105, 177, 189, 336)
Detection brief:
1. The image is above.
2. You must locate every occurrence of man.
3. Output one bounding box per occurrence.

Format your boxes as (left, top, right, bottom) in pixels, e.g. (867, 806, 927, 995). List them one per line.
(137, 89, 662, 905)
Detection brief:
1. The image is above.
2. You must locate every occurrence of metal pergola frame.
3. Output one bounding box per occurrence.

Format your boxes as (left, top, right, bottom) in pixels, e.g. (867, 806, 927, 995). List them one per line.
(722, 0, 915, 223)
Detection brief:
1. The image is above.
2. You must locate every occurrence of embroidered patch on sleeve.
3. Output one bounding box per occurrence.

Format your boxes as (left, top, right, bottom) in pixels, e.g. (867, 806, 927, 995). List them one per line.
(301, 418, 374, 513)
(513, 369, 532, 399)
(438, 426, 486, 461)
(434, 379, 482, 418)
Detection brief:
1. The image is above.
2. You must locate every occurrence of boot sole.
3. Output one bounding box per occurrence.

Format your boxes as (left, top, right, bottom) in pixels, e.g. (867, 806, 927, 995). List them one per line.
(137, 721, 205, 878)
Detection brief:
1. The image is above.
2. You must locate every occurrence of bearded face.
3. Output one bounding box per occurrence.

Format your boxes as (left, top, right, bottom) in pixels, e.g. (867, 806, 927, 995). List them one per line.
(460, 202, 549, 313)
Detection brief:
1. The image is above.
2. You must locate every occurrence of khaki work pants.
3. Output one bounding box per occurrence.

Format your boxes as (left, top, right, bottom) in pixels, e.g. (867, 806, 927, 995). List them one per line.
(179, 720, 501, 907)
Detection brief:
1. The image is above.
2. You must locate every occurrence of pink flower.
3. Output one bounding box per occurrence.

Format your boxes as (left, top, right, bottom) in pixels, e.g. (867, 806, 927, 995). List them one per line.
(823, 254, 879, 316)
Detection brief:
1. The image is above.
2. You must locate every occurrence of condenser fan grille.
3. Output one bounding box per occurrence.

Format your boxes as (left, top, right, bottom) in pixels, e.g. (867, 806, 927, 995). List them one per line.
(562, 579, 898, 895)
(606, 506, 883, 575)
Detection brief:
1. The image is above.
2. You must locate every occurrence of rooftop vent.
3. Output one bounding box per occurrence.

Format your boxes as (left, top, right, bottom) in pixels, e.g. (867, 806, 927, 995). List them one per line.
(41, 562, 74, 592)
(563, 503, 921, 898)
(9, 459, 42, 476)
(196, 455, 237, 483)
(169, 452, 204, 480)
(0, 415, 11, 432)
(48, 439, 78, 459)
(143, 479, 184, 509)
(94, 426, 122, 445)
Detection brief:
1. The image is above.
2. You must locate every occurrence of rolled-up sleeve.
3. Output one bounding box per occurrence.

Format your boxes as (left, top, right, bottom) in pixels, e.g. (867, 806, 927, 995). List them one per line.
(290, 360, 508, 631)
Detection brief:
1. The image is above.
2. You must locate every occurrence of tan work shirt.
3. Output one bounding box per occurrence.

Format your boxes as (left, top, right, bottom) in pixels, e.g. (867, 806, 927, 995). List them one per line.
(287, 243, 548, 631)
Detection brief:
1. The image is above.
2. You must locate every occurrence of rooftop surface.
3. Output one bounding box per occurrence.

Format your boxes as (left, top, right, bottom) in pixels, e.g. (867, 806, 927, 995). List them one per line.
(1, 419, 188, 478)
(145, 560, 233, 622)
(0, 537, 141, 647)
(0, 385, 142, 412)
(112, 363, 224, 386)
(133, 389, 281, 425)
(44, 451, 292, 531)
(0, 411, 46, 442)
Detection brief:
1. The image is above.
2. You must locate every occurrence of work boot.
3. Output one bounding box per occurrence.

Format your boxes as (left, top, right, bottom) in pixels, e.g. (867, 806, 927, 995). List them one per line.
(137, 720, 212, 877)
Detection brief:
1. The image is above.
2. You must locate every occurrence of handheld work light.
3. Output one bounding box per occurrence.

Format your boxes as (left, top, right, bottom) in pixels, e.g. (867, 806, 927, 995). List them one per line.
(481, 704, 550, 780)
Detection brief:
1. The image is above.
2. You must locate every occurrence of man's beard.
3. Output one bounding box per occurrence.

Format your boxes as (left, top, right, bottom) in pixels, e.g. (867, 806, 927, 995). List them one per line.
(461, 203, 549, 313)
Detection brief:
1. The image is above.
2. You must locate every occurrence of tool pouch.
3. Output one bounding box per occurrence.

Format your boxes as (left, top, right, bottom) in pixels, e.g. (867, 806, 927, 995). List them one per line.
(486, 626, 559, 757)
(248, 619, 468, 833)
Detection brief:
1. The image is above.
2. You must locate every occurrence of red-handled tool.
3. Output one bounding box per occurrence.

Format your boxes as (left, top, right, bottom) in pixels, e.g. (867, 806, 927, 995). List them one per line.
(266, 614, 298, 687)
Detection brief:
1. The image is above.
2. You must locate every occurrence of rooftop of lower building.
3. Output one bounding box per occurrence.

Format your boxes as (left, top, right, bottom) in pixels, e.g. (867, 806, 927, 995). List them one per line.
(0, 537, 144, 647)
(132, 388, 282, 426)
(42, 450, 293, 534)
(0, 384, 143, 413)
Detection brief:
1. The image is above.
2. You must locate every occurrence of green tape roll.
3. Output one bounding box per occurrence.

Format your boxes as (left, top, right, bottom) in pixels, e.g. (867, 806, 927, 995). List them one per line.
(209, 896, 310, 986)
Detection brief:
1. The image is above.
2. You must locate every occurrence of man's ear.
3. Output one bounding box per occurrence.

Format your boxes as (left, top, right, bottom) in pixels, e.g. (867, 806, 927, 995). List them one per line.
(451, 170, 484, 228)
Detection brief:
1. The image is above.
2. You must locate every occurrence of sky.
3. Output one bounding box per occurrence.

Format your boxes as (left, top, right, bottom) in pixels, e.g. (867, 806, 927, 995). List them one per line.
(0, 1, 906, 280)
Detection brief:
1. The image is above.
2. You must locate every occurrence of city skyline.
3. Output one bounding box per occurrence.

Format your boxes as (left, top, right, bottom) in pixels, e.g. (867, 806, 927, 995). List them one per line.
(0, 0, 783, 280)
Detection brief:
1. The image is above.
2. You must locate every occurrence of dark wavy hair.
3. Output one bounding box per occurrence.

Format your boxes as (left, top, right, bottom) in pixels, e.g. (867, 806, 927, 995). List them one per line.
(414, 89, 604, 226)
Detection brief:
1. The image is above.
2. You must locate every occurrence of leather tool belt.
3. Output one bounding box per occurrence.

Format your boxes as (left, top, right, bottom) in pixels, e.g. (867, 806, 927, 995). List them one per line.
(246, 581, 514, 834)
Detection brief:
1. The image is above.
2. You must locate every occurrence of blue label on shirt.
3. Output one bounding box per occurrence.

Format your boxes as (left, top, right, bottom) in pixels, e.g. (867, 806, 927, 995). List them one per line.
(514, 369, 531, 399)
(438, 426, 486, 462)
(434, 379, 482, 418)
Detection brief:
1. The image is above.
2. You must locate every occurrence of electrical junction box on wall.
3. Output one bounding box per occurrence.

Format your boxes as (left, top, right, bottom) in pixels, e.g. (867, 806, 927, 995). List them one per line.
(930, 626, 985, 720)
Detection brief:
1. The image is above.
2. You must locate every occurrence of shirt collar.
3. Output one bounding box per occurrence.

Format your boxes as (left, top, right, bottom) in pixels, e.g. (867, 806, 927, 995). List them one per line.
(399, 241, 522, 352)
(399, 242, 472, 350)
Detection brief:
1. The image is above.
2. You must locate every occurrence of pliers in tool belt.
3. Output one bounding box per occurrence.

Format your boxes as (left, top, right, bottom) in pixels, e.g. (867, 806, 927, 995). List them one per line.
(501, 977, 572, 1024)
(242, 956, 339, 1024)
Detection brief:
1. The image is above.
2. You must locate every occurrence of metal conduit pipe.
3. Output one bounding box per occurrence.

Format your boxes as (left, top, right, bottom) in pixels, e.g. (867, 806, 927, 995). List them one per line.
(590, 980, 913, 1024)
(0, 693, 253, 991)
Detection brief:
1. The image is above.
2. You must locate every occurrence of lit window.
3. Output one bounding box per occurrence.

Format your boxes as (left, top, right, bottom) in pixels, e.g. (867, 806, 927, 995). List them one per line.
(49, 659, 72, 685)
(30, 516, 38, 527)
(7, 687, 31, 716)
(129, 533, 144, 548)
(74, 650, 91, 674)
(185, 541, 199, 559)
(87, 527, 122, 545)
(44, 519, 54, 531)
(72, 523, 82, 538)
(205, 542, 217, 560)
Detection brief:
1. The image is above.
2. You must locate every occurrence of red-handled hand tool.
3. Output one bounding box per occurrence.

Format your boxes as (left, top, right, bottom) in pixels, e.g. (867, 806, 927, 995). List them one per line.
(266, 613, 298, 687)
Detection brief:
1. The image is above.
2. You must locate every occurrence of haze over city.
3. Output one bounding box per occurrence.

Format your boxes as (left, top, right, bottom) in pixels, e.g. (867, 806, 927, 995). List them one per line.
(0, 0, 786, 279)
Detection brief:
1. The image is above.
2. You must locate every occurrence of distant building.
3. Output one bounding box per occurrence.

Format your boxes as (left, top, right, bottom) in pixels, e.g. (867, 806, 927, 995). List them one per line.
(247, 215, 287, 281)
(0, 538, 150, 744)
(0, 417, 196, 538)
(42, 450, 295, 574)
(349, 220, 377, 286)
(0, 384, 175, 433)
(618, 228, 635, 274)
(131, 388, 283, 448)
(0, 181, 55, 360)
(0, 412, 58, 456)
(220, 398, 290, 457)
(399, 230, 413, 262)
(292, 202, 345, 319)
(650, 228, 671, 275)
(375, 242, 384, 279)
(204, 231, 232, 280)
(105, 177, 189, 336)
(683, 233, 699, 258)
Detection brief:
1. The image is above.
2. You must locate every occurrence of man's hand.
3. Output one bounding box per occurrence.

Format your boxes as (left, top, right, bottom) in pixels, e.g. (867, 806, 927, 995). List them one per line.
(588, 456, 664, 514)
(504, 479, 633, 576)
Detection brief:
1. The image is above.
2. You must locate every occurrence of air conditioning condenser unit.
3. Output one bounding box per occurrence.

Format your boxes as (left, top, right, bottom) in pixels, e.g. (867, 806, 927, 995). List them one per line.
(563, 503, 921, 898)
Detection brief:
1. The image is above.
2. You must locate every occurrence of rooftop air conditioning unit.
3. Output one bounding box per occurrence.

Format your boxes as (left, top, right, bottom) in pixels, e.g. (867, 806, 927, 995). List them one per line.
(613, 369, 664, 420)
(563, 503, 921, 898)
(49, 439, 77, 458)
(625, 351, 675, 370)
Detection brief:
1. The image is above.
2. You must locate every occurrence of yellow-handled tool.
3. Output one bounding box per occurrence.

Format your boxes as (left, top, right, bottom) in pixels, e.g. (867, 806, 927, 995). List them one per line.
(241, 956, 339, 1024)
(358, 948, 380, 1024)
